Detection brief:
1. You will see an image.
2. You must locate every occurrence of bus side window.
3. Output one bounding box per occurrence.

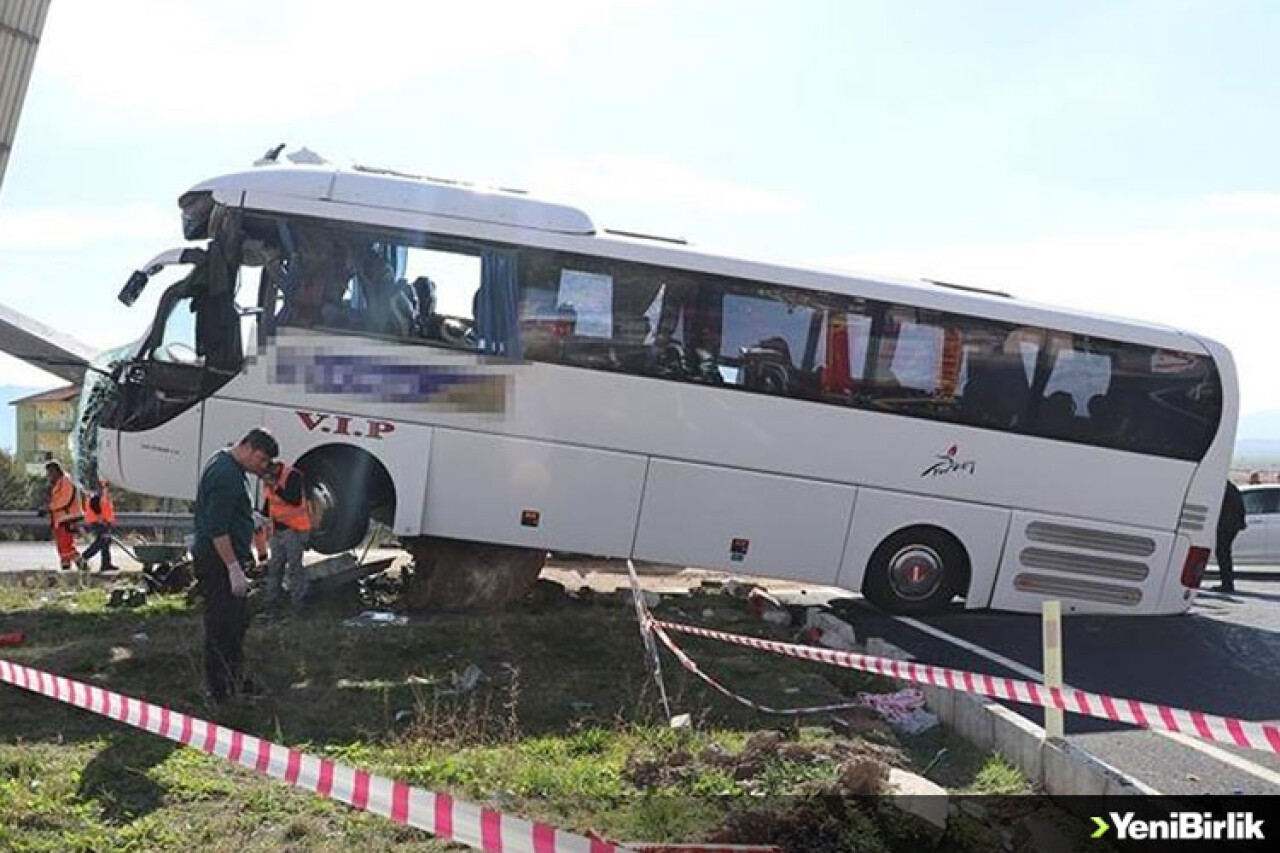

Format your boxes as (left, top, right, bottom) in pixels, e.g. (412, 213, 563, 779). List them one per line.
(960, 349, 1032, 429)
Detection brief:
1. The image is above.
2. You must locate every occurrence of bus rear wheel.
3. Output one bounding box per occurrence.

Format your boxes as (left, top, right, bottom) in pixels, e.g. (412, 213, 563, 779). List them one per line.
(863, 527, 966, 616)
(401, 536, 547, 611)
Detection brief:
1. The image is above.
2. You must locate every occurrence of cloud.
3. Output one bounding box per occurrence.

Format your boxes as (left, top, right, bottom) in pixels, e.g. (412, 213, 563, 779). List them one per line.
(529, 154, 803, 218)
(41, 0, 653, 125)
(1200, 192, 1280, 217)
(0, 204, 175, 250)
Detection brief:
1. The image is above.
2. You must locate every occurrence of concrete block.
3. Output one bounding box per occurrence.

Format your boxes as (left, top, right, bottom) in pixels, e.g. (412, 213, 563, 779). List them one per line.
(1042, 739, 1108, 796)
(950, 692, 997, 752)
(920, 683, 956, 726)
(989, 704, 1044, 785)
(887, 767, 949, 831)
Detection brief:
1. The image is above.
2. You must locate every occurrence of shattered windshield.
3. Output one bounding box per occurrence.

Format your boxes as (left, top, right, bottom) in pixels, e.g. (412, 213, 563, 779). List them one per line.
(71, 342, 137, 485)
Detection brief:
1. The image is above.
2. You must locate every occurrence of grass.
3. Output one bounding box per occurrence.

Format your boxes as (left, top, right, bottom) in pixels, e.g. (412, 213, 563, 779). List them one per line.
(0, 571, 1030, 851)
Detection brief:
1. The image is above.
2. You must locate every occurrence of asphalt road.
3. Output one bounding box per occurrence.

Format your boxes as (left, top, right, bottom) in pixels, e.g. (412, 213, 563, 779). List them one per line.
(0, 540, 154, 572)
(840, 573, 1280, 795)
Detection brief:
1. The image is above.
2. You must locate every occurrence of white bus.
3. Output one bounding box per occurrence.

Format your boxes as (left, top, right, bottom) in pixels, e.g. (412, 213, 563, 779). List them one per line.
(73, 155, 1236, 615)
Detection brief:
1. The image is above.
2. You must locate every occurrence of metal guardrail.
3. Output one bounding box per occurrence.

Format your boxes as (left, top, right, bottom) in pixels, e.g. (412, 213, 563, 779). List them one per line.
(0, 511, 193, 530)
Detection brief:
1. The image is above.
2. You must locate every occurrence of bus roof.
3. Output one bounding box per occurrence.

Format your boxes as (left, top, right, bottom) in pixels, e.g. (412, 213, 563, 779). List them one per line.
(188, 161, 1215, 354)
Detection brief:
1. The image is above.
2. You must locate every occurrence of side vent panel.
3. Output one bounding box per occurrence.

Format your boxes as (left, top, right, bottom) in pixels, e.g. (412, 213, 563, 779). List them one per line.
(1178, 503, 1209, 533)
(993, 512, 1177, 613)
(1025, 521, 1156, 557)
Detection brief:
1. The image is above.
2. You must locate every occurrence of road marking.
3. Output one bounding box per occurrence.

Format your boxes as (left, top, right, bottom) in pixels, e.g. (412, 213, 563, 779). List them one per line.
(892, 614, 1280, 791)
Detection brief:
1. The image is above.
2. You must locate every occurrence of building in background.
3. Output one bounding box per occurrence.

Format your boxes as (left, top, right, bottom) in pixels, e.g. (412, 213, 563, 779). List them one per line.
(0, 0, 51, 196)
(10, 384, 79, 475)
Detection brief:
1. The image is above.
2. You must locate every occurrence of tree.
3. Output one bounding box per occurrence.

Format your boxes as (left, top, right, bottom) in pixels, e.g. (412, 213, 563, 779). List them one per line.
(0, 449, 29, 510)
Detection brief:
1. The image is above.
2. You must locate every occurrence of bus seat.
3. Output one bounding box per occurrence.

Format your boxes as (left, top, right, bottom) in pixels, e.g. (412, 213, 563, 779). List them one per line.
(1039, 391, 1077, 437)
(387, 280, 418, 338)
(741, 336, 795, 395)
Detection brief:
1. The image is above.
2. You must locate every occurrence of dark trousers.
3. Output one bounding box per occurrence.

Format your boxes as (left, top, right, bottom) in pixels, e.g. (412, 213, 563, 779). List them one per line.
(1215, 530, 1238, 590)
(82, 523, 114, 568)
(195, 548, 250, 699)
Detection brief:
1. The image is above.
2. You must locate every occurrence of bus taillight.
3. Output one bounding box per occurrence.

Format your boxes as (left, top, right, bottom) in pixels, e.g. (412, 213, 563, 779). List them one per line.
(1181, 546, 1210, 588)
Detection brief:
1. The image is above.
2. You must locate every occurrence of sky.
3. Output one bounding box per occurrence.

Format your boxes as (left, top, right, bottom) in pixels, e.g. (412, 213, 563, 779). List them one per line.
(1, 0, 1278, 428)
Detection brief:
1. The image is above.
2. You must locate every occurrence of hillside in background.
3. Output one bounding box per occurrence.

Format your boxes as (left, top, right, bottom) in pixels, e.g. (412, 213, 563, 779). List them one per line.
(1235, 410, 1280, 468)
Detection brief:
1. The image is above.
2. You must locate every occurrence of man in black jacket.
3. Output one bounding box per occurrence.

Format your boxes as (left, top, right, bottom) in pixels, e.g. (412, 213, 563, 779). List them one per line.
(193, 428, 278, 704)
(1215, 480, 1247, 593)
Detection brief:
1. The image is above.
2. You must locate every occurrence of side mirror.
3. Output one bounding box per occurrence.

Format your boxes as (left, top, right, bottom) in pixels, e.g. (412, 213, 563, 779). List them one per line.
(118, 271, 149, 307)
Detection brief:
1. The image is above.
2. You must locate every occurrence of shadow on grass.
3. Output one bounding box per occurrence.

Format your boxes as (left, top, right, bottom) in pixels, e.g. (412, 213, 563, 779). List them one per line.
(75, 731, 180, 824)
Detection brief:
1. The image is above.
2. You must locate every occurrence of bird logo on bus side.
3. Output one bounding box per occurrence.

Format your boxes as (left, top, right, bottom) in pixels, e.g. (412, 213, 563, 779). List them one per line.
(921, 445, 976, 479)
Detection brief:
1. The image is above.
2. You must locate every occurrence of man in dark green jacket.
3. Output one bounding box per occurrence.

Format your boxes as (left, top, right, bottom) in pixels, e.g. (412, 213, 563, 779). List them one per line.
(193, 427, 278, 703)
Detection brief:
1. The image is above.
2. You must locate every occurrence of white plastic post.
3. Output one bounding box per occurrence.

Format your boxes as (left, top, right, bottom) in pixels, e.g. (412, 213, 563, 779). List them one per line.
(1042, 599, 1064, 740)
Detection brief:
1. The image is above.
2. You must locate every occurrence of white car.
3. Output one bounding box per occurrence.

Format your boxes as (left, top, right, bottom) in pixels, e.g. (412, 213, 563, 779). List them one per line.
(1234, 484, 1280, 565)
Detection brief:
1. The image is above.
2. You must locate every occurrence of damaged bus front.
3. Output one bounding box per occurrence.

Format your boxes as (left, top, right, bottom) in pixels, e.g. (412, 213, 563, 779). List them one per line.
(72, 199, 254, 500)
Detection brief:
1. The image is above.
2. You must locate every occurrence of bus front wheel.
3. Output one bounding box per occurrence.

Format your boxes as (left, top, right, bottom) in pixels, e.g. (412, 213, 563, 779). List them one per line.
(305, 458, 371, 554)
(863, 527, 967, 616)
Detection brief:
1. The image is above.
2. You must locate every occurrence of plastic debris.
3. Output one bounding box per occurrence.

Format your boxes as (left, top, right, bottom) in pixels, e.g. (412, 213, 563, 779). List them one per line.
(747, 587, 791, 625)
(0, 630, 26, 648)
(801, 609, 858, 651)
(449, 664, 484, 693)
(342, 610, 408, 628)
(747, 587, 782, 612)
(857, 688, 939, 735)
(669, 713, 692, 729)
(722, 579, 762, 599)
(107, 586, 147, 609)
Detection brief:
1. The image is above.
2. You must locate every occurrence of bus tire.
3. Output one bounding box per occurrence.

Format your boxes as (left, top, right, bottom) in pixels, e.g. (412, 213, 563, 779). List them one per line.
(863, 526, 966, 616)
(305, 457, 370, 554)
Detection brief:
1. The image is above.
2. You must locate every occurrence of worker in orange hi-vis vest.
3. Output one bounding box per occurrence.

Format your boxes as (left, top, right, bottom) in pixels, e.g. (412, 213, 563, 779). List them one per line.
(39, 460, 87, 571)
(81, 479, 118, 572)
(260, 460, 311, 612)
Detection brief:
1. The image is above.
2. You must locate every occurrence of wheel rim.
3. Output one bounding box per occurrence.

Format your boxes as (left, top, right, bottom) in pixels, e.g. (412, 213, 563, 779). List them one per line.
(887, 544, 944, 601)
(308, 481, 336, 537)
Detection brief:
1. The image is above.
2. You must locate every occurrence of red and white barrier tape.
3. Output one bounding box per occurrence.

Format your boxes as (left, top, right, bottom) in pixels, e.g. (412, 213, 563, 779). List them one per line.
(648, 618, 1280, 757)
(0, 658, 633, 853)
(649, 616, 863, 716)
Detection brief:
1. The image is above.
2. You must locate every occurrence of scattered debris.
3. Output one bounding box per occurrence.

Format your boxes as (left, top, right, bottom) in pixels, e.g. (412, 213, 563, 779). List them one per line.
(0, 630, 26, 647)
(107, 585, 147, 609)
(342, 610, 408, 628)
(857, 688, 939, 735)
(447, 664, 485, 693)
(668, 713, 692, 729)
(800, 609, 857, 651)
(722, 579, 762, 600)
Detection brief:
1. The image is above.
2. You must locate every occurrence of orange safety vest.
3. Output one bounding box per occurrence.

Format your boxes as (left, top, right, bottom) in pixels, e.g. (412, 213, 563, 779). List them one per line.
(100, 486, 116, 525)
(85, 485, 116, 526)
(264, 462, 311, 531)
(48, 476, 84, 528)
